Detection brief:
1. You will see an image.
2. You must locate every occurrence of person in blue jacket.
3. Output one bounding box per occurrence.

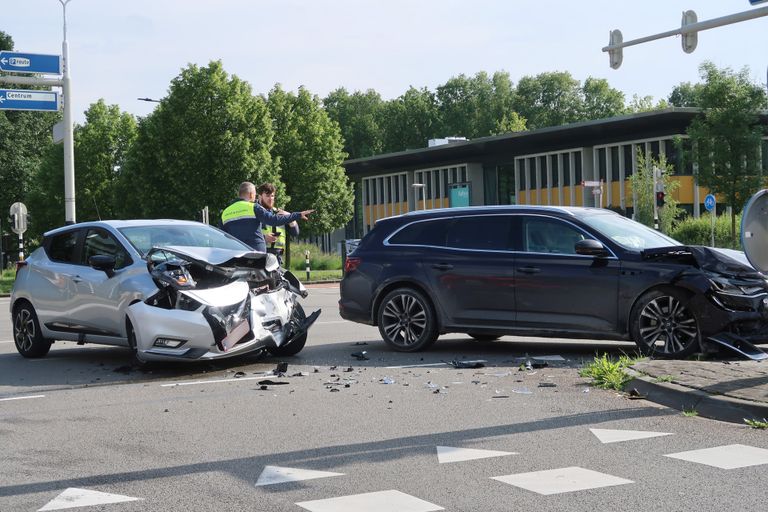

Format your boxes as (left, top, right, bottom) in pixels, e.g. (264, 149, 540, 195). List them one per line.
(221, 181, 313, 252)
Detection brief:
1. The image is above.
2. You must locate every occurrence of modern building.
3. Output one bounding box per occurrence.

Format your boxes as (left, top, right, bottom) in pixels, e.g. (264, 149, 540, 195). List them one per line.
(342, 107, 768, 239)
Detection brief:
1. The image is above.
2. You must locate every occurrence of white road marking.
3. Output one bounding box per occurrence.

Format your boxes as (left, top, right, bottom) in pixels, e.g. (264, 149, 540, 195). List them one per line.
(665, 444, 768, 469)
(161, 376, 268, 387)
(0, 394, 45, 402)
(0, 339, 15, 344)
(385, 360, 486, 369)
(297, 490, 444, 512)
(316, 320, 350, 325)
(590, 428, 673, 444)
(436, 446, 517, 464)
(39, 487, 142, 510)
(255, 466, 344, 486)
(492, 466, 633, 495)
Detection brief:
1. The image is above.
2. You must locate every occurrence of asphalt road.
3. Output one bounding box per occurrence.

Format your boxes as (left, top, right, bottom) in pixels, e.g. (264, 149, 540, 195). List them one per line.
(2, 287, 767, 512)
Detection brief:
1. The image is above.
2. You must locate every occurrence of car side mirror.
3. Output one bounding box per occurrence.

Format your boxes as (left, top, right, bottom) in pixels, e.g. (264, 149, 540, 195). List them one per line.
(89, 254, 117, 277)
(575, 239, 609, 257)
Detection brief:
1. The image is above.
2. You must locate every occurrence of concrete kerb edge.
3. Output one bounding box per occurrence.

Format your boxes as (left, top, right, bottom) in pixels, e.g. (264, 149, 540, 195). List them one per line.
(625, 368, 768, 424)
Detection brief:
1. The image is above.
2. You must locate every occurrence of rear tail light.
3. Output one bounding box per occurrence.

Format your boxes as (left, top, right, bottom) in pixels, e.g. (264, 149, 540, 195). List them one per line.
(15, 261, 28, 273)
(344, 257, 361, 274)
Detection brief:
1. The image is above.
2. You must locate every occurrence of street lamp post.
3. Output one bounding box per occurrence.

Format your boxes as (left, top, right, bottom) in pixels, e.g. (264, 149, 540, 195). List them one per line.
(411, 183, 426, 211)
(137, 97, 161, 103)
(60, 0, 76, 224)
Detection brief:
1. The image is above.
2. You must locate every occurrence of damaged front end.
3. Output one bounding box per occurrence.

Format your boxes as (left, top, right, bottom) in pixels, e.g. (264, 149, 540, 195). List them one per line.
(642, 245, 768, 358)
(126, 246, 320, 362)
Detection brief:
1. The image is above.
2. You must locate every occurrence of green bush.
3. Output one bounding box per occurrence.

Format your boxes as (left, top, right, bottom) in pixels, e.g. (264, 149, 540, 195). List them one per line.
(287, 242, 342, 272)
(669, 213, 742, 250)
(1, 268, 15, 294)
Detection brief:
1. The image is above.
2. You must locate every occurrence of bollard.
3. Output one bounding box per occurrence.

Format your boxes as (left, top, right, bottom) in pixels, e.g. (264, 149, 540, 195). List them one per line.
(18, 233, 23, 262)
(305, 249, 311, 281)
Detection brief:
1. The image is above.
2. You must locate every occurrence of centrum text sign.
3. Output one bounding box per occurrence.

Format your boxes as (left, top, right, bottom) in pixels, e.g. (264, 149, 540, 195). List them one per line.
(0, 89, 60, 112)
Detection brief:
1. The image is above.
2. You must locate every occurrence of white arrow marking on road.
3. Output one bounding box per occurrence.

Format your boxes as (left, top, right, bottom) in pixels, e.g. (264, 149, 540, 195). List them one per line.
(436, 446, 517, 464)
(38, 488, 142, 510)
(590, 428, 673, 444)
(0, 394, 45, 402)
(255, 465, 344, 486)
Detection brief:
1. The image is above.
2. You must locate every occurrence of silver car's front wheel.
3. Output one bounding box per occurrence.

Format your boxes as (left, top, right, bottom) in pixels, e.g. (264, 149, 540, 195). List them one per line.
(13, 302, 52, 358)
(377, 288, 438, 352)
(631, 289, 700, 358)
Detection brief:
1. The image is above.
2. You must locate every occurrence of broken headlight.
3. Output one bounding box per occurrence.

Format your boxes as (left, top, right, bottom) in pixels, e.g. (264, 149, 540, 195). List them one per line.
(151, 259, 196, 290)
(709, 277, 768, 312)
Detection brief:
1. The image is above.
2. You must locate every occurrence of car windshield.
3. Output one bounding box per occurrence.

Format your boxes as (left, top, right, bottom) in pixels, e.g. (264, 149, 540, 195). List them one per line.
(580, 213, 681, 250)
(119, 224, 251, 257)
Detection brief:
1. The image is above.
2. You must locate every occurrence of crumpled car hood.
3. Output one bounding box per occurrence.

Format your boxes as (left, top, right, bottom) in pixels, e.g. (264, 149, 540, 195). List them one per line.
(153, 245, 269, 268)
(642, 245, 763, 279)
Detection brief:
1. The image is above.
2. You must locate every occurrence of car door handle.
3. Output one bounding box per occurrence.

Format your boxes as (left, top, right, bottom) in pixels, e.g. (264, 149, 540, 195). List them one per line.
(64, 274, 83, 283)
(431, 263, 454, 271)
(517, 266, 541, 274)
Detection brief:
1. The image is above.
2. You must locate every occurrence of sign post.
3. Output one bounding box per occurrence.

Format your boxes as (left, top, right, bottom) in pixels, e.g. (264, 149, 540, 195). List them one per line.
(704, 194, 717, 247)
(9, 202, 28, 262)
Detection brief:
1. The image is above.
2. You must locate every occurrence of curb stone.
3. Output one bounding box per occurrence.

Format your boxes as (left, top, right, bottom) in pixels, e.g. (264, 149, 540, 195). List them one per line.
(626, 368, 768, 424)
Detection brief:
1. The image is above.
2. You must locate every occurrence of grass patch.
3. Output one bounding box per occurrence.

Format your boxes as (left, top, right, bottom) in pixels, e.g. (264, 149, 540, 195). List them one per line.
(287, 243, 342, 272)
(579, 354, 642, 391)
(300, 269, 342, 282)
(682, 407, 699, 417)
(0, 268, 15, 294)
(654, 375, 675, 383)
(744, 418, 768, 429)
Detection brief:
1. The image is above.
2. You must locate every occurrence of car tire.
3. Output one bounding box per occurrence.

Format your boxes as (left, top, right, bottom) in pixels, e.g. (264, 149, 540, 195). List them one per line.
(267, 303, 308, 357)
(126, 319, 146, 365)
(377, 288, 438, 352)
(13, 302, 52, 358)
(630, 288, 700, 358)
(469, 333, 501, 342)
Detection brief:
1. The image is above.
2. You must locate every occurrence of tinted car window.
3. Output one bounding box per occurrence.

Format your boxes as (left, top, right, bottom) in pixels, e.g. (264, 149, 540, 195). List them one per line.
(388, 219, 449, 247)
(523, 217, 587, 254)
(447, 215, 514, 251)
(84, 228, 132, 269)
(47, 230, 81, 264)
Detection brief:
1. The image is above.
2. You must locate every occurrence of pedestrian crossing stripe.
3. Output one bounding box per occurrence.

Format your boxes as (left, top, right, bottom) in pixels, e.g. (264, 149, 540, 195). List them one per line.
(436, 446, 517, 463)
(589, 428, 673, 444)
(38, 488, 142, 510)
(255, 465, 345, 486)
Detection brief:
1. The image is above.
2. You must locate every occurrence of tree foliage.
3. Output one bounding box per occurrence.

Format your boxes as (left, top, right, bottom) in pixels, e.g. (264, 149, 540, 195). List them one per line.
(28, 100, 137, 236)
(628, 150, 681, 234)
(379, 86, 440, 152)
(116, 61, 279, 220)
(323, 88, 384, 159)
(684, 62, 767, 242)
(266, 85, 353, 237)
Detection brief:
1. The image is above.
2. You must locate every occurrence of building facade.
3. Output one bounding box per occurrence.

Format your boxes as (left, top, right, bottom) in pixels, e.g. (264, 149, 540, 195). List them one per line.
(343, 108, 768, 238)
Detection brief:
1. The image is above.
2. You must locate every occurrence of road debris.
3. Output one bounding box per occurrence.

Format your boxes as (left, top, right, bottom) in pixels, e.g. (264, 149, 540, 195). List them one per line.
(351, 351, 369, 360)
(538, 382, 557, 388)
(449, 360, 486, 369)
(380, 377, 396, 384)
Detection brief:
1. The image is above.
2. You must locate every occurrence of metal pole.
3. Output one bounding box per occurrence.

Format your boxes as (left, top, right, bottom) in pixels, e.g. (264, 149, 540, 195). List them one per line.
(602, 5, 768, 53)
(60, 0, 76, 224)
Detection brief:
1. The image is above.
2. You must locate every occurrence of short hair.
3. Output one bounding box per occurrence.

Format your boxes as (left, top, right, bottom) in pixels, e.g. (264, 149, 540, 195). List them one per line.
(238, 181, 255, 198)
(257, 183, 276, 195)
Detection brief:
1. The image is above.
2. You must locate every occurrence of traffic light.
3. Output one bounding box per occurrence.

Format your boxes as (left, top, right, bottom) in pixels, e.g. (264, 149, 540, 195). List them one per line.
(656, 191, 666, 207)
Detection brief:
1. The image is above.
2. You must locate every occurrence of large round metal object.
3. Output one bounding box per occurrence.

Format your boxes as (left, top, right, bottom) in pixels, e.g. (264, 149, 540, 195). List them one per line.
(741, 189, 768, 273)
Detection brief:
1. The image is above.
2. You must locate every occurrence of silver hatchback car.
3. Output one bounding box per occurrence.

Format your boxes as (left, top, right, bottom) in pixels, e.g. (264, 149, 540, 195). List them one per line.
(10, 220, 318, 362)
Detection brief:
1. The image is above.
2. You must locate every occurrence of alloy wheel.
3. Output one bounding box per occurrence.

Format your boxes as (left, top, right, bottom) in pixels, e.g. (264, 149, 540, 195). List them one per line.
(14, 308, 35, 353)
(637, 295, 698, 355)
(381, 293, 428, 348)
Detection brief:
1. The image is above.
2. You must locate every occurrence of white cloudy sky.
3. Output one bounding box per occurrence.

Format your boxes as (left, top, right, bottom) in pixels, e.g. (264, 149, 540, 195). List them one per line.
(3, 0, 767, 124)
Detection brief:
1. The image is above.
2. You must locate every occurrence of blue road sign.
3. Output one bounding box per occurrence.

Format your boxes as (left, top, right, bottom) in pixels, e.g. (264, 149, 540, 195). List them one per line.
(0, 89, 59, 112)
(0, 51, 61, 74)
(704, 194, 716, 211)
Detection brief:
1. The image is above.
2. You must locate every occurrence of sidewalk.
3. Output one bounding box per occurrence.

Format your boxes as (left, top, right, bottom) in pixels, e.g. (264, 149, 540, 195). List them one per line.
(628, 358, 768, 424)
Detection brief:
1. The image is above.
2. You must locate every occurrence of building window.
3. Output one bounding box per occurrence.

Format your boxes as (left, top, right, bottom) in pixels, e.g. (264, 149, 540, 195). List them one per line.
(574, 152, 582, 183)
(623, 145, 634, 178)
(597, 148, 607, 181)
(528, 158, 537, 189)
(517, 160, 527, 191)
(611, 146, 620, 181)
(562, 154, 571, 186)
(550, 155, 559, 187)
(539, 156, 548, 188)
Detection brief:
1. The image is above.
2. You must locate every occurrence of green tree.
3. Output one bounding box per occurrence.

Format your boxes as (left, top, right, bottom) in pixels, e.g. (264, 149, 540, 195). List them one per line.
(668, 82, 703, 107)
(513, 71, 583, 129)
(435, 71, 519, 138)
(116, 61, 278, 220)
(684, 62, 768, 243)
(625, 94, 668, 113)
(28, 100, 137, 236)
(379, 86, 440, 152)
(628, 150, 681, 234)
(323, 88, 383, 159)
(581, 77, 625, 120)
(267, 85, 353, 237)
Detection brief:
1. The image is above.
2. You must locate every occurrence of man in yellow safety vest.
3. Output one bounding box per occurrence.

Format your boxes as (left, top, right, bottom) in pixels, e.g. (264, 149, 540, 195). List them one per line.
(257, 183, 300, 264)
